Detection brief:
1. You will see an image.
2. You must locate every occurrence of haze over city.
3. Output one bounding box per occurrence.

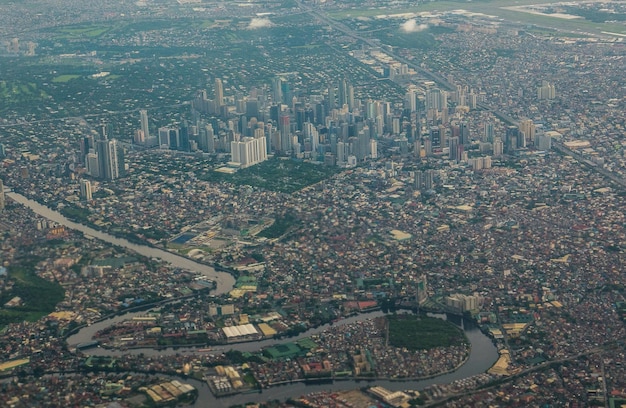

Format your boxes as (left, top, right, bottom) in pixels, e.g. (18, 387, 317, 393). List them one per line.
(0, 0, 625, 407)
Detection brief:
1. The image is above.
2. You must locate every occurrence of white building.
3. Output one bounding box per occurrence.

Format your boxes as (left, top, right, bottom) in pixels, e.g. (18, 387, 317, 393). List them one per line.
(231, 135, 268, 168)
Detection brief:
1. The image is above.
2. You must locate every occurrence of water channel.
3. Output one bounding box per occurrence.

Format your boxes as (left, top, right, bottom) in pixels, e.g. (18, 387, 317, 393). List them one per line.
(9, 191, 499, 406)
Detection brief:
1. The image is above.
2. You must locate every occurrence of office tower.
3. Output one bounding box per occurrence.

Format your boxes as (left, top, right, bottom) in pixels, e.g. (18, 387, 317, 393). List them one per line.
(169, 128, 179, 150)
(246, 99, 259, 120)
(279, 113, 291, 152)
(295, 105, 305, 131)
(337, 141, 346, 164)
(0, 178, 5, 211)
(484, 122, 494, 142)
(493, 137, 504, 157)
(80, 179, 92, 201)
(357, 127, 369, 160)
(158, 127, 170, 147)
(518, 118, 535, 145)
(459, 121, 470, 146)
(347, 83, 355, 110)
(303, 122, 319, 153)
(96, 139, 122, 180)
(327, 83, 336, 109)
(215, 78, 224, 107)
(505, 126, 519, 153)
(272, 77, 282, 104)
(405, 90, 417, 112)
(338, 78, 348, 108)
(449, 136, 462, 162)
(140, 109, 150, 141)
(179, 125, 190, 151)
(199, 124, 215, 153)
(429, 126, 441, 148)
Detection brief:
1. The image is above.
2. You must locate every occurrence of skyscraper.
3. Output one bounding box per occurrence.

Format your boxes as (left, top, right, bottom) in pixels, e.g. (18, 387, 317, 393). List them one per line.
(459, 121, 470, 147)
(215, 78, 224, 107)
(338, 78, 348, 108)
(518, 118, 535, 145)
(140, 109, 150, 142)
(0, 178, 5, 211)
(80, 179, 92, 201)
(96, 139, 123, 180)
(272, 77, 282, 104)
(484, 122, 494, 142)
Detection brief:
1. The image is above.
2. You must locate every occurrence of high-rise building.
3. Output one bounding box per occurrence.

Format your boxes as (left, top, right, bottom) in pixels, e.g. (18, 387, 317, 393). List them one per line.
(215, 78, 224, 107)
(272, 77, 282, 104)
(493, 137, 504, 157)
(505, 126, 520, 153)
(278, 114, 291, 153)
(537, 81, 556, 100)
(86, 152, 100, 178)
(0, 178, 5, 211)
(535, 133, 552, 151)
(96, 139, 123, 180)
(518, 118, 535, 145)
(199, 124, 215, 153)
(430, 126, 441, 148)
(139, 109, 150, 141)
(0, 143, 6, 158)
(484, 122, 494, 142)
(449, 136, 461, 162)
(459, 121, 470, 146)
(369, 139, 378, 159)
(231, 135, 267, 168)
(80, 179, 92, 201)
(327, 83, 336, 109)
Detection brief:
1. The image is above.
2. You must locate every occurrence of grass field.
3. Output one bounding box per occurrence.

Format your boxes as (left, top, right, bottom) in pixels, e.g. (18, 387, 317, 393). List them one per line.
(387, 314, 467, 350)
(0, 266, 65, 329)
(202, 157, 339, 193)
(52, 74, 81, 83)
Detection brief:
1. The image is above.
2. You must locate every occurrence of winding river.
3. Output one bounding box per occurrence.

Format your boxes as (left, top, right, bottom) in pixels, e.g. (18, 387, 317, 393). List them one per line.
(7, 191, 235, 295)
(9, 191, 499, 406)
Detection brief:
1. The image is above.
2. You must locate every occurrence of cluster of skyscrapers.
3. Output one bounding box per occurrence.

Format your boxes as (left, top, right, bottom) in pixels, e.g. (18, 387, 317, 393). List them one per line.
(81, 125, 125, 181)
(127, 74, 555, 173)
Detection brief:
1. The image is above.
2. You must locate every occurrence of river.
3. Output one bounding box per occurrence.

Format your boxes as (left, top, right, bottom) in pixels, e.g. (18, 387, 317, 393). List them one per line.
(7, 191, 235, 295)
(9, 191, 499, 406)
